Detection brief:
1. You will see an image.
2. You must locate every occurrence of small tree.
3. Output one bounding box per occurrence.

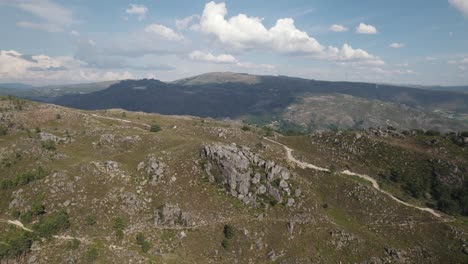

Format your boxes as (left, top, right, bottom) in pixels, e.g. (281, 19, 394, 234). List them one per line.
(150, 124, 161, 132)
(223, 224, 235, 239)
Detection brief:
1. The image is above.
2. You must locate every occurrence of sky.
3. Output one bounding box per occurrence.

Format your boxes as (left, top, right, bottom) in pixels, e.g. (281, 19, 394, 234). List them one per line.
(0, 0, 467, 86)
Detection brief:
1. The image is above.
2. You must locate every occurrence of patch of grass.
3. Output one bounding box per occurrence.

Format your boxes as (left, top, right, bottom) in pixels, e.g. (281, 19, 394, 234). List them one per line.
(150, 124, 161, 132)
(32, 210, 70, 238)
(136, 233, 151, 253)
(41, 140, 56, 150)
(0, 166, 47, 190)
(85, 214, 96, 226)
(112, 217, 125, 239)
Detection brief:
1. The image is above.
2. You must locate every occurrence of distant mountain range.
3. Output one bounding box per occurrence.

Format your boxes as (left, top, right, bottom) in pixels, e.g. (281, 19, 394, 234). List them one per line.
(2, 72, 468, 132)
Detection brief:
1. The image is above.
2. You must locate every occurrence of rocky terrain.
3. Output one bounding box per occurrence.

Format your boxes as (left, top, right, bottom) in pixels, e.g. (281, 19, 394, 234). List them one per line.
(0, 96, 467, 263)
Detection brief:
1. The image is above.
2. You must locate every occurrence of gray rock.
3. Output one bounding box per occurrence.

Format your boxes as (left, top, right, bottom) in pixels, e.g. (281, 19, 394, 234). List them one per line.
(202, 143, 294, 207)
(155, 203, 192, 227)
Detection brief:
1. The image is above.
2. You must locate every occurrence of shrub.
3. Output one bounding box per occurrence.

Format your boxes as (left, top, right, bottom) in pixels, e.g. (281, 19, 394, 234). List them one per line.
(223, 224, 235, 239)
(32, 211, 70, 238)
(425, 130, 440, 136)
(56, 114, 61, 120)
(241, 125, 250, 131)
(85, 246, 98, 261)
(31, 201, 45, 216)
(41, 140, 56, 150)
(66, 238, 80, 250)
(85, 215, 96, 226)
(0, 232, 32, 259)
(461, 131, 468, 137)
(0, 125, 7, 136)
(221, 238, 231, 249)
(149, 124, 161, 132)
(136, 233, 151, 253)
(20, 211, 33, 224)
(113, 217, 125, 239)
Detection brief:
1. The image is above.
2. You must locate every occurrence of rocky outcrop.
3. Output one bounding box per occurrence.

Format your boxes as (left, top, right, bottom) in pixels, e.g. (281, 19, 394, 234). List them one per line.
(201, 143, 298, 208)
(138, 155, 165, 185)
(39, 132, 73, 144)
(154, 203, 193, 227)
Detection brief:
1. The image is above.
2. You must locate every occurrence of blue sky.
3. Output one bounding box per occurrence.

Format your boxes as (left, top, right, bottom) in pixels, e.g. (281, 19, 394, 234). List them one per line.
(0, 0, 467, 85)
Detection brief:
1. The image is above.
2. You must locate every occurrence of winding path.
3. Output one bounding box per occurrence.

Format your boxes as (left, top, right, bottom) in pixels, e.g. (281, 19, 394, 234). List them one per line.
(264, 137, 443, 218)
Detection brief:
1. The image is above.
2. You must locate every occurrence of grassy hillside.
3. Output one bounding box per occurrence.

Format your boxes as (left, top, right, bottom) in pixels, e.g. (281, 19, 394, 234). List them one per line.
(0, 97, 467, 263)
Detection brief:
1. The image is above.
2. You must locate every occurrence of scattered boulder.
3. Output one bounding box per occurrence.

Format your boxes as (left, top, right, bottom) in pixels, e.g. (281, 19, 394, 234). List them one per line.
(39, 132, 73, 144)
(138, 155, 165, 185)
(154, 203, 193, 227)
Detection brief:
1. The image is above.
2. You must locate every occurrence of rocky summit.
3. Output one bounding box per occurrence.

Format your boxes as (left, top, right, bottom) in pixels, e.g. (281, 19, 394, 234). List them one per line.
(0, 97, 468, 263)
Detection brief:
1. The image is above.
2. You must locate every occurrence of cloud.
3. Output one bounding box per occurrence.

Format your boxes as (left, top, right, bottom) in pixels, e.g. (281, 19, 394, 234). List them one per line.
(197, 2, 323, 53)
(356, 22, 377, 34)
(449, 0, 468, 17)
(196, 2, 381, 65)
(0, 49, 134, 85)
(327, 44, 384, 65)
(125, 4, 148, 21)
(448, 57, 468, 65)
(10, 0, 75, 32)
(176, 15, 200, 30)
(28, 66, 68, 71)
(144, 24, 184, 41)
(389, 43, 404, 49)
(188, 50, 237, 63)
(330, 24, 348, 32)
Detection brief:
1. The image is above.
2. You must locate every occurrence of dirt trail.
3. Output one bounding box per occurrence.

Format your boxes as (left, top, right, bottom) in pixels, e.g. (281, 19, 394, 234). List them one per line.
(84, 116, 444, 219)
(264, 137, 443, 218)
(0, 219, 33, 232)
(91, 114, 150, 128)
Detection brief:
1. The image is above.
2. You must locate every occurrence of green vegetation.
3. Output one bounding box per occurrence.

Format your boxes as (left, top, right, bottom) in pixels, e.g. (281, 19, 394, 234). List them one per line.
(32, 211, 70, 238)
(223, 224, 235, 239)
(41, 140, 56, 150)
(0, 231, 32, 259)
(0, 167, 47, 190)
(135, 233, 151, 253)
(66, 238, 80, 250)
(85, 214, 96, 226)
(112, 217, 125, 239)
(149, 124, 161, 132)
(31, 201, 45, 216)
(241, 125, 250, 131)
(221, 224, 236, 250)
(0, 125, 7, 136)
(85, 246, 98, 261)
(0, 211, 70, 260)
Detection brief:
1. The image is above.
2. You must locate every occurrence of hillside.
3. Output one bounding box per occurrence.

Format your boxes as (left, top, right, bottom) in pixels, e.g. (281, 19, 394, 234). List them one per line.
(1, 97, 467, 263)
(48, 74, 468, 132)
(0, 81, 117, 99)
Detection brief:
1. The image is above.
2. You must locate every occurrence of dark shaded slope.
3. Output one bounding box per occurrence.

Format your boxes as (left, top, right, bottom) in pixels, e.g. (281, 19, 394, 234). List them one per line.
(52, 75, 468, 120)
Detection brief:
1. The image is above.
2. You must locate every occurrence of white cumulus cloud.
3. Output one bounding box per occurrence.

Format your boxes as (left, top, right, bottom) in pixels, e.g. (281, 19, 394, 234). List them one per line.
(389, 43, 404, 48)
(0, 49, 134, 85)
(330, 24, 348, 32)
(196, 2, 382, 64)
(144, 24, 184, 41)
(125, 4, 148, 21)
(188, 50, 237, 64)
(449, 0, 468, 17)
(356, 22, 378, 34)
